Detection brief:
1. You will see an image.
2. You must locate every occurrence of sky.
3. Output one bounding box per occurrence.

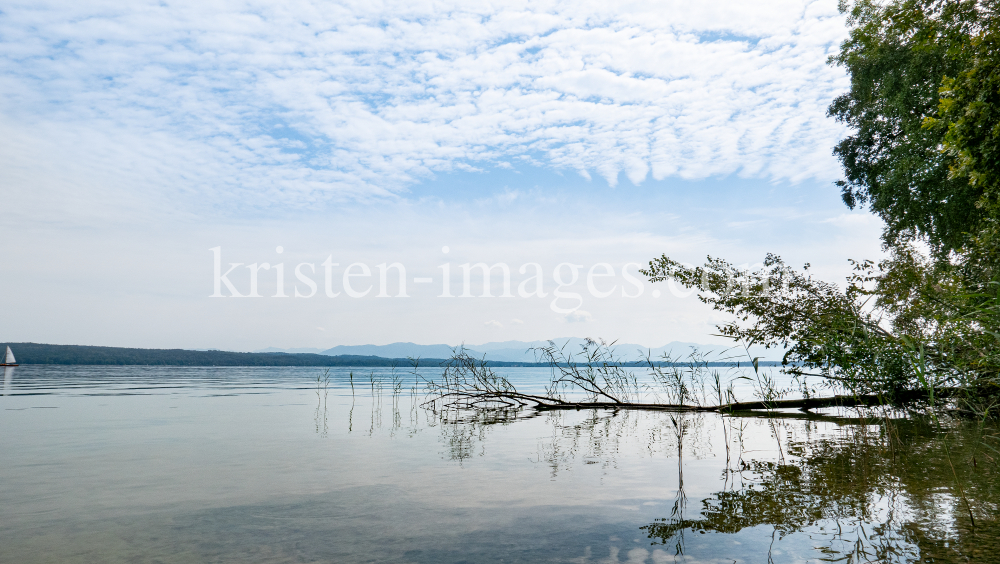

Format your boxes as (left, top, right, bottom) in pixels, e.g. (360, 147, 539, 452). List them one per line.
(0, 0, 885, 352)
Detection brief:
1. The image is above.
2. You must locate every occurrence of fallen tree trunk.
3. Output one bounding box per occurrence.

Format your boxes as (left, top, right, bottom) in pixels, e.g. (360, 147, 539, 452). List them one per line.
(721, 394, 887, 412)
(427, 348, 958, 416)
(529, 395, 885, 413)
(507, 389, 950, 413)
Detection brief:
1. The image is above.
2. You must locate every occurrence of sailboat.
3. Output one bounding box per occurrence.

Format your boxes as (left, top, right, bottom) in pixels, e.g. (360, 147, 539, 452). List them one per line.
(1, 346, 18, 367)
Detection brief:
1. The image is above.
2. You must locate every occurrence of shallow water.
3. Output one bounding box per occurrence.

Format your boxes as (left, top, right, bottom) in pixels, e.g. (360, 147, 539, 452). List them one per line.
(1, 366, 997, 563)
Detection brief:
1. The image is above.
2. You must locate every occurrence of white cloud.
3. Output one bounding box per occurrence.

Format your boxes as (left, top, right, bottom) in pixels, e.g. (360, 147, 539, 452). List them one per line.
(0, 0, 850, 208)
(821, 213, 881, 228)
(565, 310, 593, 323)
(485, 320, 503, 328)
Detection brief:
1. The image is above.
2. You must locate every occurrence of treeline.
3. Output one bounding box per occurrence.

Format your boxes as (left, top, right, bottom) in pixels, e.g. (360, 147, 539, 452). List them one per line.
(0, 342, 776, 368)
(0, 342, 444, 367)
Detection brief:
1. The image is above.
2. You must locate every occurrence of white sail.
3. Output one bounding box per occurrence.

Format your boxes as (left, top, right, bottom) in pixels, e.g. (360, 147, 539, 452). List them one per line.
(5, 346, 14, 364)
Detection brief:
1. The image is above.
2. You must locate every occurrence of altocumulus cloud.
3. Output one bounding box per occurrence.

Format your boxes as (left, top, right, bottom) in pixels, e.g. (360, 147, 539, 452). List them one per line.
(0, 0, 849, 207)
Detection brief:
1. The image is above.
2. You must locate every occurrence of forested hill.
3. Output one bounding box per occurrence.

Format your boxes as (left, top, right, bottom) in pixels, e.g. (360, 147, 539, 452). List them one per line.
(0, 342, 459, 366)
(0, 342, 781, 367)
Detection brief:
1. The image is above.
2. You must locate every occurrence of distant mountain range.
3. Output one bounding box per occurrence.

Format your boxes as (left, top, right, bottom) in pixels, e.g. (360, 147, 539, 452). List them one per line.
(258, 338, 781, 363)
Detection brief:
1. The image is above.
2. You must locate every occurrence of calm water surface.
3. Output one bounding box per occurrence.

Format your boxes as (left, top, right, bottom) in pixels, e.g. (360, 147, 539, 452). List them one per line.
(1, 366, 997, 563)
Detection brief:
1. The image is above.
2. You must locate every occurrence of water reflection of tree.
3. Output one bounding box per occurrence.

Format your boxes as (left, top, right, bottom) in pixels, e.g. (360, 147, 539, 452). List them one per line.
(434, 406, 719, 482)
(642, 416, 1000, 563)
(359, 374, 1000, 562)
(434, 407, 522, 463)
(534, 410, 681, 477)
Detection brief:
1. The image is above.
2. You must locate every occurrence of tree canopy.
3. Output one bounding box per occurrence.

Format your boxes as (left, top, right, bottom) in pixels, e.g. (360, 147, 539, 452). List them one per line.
(829, 0, 999, 254)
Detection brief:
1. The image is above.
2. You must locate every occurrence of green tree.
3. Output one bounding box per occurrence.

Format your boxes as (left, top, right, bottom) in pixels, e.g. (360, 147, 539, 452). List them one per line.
(645, 0, 1000, 412)
(828, 0, 996, 254)
(929, 2, 1000, 214)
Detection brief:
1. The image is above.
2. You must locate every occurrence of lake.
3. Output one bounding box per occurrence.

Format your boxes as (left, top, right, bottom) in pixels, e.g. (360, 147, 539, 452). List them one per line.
(1, 366, 997, 563)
